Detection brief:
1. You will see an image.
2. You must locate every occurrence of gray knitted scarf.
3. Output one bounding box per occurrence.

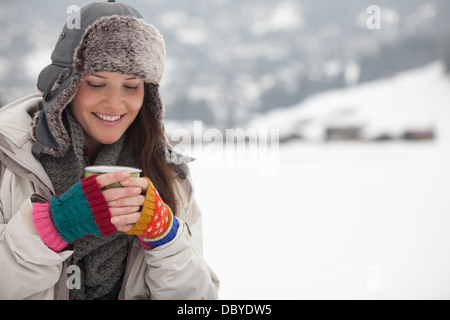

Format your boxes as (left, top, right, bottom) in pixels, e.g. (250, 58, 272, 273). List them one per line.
(40, 108, 136, 300)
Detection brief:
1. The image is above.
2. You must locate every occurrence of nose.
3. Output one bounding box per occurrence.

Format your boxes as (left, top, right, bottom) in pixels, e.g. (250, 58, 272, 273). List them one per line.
(104, 87, 123, 110)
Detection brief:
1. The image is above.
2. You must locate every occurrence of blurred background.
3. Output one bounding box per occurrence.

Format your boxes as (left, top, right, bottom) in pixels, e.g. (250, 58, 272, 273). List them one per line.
(1, 0, 450, 299)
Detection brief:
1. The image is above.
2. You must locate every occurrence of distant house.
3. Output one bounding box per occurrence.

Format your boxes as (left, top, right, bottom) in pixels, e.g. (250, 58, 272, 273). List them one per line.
(401, 129, 435, 141)
(373, 133, 395, 141)
(325, 126, 363, 141)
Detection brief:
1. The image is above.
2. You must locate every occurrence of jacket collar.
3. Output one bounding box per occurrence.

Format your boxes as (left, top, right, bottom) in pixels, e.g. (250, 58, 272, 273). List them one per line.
(0, 94, 55, 195)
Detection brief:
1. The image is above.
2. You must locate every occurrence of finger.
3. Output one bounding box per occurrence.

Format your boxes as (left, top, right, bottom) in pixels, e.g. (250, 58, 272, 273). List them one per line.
(115, 224, 135, 233)
(103, 186, 143, 203)
(120, 177, 149, 192)
(109, 206, 141, 217)
(108, 195, 145, 208)
(95, 171, 131, 189)
(110, 211, 141, 229)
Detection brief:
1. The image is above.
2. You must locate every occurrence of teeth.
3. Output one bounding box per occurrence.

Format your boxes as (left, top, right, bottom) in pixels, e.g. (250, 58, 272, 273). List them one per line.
(94, 113, 122, 122)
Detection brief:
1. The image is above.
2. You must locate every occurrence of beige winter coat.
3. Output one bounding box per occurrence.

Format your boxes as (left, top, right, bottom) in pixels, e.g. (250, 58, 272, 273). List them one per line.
(0, 94, 219, 300)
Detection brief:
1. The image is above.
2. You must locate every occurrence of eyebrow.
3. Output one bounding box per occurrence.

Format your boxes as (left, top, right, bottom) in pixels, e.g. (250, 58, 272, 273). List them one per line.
(88, 74, 138, 81)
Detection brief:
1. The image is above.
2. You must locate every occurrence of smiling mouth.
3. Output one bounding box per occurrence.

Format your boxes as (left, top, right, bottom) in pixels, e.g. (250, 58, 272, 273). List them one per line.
(93, 112, 124, 122)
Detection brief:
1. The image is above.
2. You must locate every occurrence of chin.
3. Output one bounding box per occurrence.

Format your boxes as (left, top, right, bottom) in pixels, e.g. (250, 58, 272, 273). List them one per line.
(98, 135, 122, 145)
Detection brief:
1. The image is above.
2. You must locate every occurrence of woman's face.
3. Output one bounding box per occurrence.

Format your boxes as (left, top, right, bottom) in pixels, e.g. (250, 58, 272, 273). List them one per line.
(70, 72, 145, 150)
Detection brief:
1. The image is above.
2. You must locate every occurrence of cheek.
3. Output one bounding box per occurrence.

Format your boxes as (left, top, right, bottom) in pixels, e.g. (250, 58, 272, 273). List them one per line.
(69, 97, 85, 123)
(71, 87, 95, 114)
(130, 102, 143, 115)
(128, 91, 145, 114)
(127, 105, 143, 126)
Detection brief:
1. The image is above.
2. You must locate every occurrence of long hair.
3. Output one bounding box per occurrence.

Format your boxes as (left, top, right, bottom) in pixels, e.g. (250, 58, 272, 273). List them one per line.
(127, 83, 178, 216)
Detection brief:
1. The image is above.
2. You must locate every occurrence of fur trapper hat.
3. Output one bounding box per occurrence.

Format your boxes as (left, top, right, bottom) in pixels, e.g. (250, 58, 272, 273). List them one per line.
(31, 1, 166, 158)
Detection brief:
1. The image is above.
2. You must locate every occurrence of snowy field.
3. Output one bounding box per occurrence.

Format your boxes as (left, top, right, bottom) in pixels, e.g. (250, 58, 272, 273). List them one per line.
(186, 62, 450, 300)
(190, 141, 450, 300)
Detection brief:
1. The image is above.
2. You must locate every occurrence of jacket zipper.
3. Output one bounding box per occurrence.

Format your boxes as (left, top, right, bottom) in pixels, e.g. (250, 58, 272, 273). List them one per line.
(0, 146, 54, 194)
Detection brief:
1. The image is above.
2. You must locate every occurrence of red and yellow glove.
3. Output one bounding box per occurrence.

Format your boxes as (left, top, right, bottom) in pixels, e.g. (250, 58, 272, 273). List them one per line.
(126, 177, 178, 249)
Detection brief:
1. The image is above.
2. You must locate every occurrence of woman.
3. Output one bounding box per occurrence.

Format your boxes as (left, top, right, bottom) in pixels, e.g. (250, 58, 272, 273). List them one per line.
(0, 1, 219, 300)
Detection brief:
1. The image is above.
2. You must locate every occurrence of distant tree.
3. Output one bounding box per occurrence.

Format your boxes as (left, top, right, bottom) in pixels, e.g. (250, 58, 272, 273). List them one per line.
(166, 96, 215, 126)
(358, 37, 442, 83)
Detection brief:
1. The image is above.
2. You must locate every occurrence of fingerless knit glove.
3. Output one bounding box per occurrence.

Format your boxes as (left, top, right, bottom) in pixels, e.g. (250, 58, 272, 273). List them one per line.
(32, 175, 116, 252)
(126, 177, 179, 250)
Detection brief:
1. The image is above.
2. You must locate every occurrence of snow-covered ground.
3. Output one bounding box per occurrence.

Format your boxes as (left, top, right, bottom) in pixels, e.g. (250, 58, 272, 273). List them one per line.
(187, 62, 450, 299)
(190, 143, 450, 300)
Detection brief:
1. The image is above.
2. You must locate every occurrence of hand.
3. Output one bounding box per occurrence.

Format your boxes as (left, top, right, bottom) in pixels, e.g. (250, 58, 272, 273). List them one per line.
(32, 170, 177, 252)
(95, 170, 149, 232)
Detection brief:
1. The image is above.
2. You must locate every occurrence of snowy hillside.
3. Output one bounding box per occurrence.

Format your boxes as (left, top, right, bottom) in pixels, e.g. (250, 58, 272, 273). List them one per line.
(247, 61, 450, 143)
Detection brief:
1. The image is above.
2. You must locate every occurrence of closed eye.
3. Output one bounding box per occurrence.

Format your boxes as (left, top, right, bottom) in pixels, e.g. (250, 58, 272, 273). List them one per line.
(86, 81, 105, 89)
(124, 84, 141, 91)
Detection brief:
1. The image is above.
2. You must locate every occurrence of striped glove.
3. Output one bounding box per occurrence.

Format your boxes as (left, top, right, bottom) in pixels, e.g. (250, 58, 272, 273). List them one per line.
(32, 175, 117, 252)
(126, 177, 178, 250)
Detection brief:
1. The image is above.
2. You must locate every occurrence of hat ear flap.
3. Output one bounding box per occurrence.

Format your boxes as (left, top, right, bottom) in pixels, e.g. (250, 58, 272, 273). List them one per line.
(145, 83, 165, 124)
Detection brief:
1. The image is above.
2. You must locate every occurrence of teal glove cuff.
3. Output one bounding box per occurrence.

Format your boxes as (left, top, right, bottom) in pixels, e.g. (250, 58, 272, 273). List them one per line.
(50, 175, 116, 244)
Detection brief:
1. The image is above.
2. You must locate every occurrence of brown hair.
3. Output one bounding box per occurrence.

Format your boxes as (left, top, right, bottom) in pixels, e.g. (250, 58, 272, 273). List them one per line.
(127, 83, 178, 216)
